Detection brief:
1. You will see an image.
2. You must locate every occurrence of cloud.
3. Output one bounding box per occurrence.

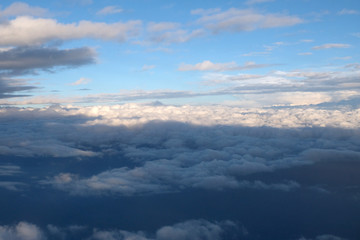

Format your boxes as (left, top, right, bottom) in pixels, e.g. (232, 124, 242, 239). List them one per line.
(0, 222, 45, 240)
(337, 9, 360, 15)
(178, 60, 271, 72)
(0, 47, 96, 98)
(298, 234, 348, 240)
(0, 77, 35, 99)
(298, 52, 313, 55)
(312, 43, 351, 50)
(0, 16, 142, 47)
(0, 2, 48, 17)
(70, 77, 91, 86)
(0, 220, 239, 240)
(0, 181, 26, 191)
(89, 219, 239, 240)
(245, 0, 275, 5)
(96, 6, 123, 15)
(191, 8, 221, 15)
(195, 8, 303, 34)
(0, 165, 21, 176)
(0, 46, 96, 75)
(141, 64, 156, 71)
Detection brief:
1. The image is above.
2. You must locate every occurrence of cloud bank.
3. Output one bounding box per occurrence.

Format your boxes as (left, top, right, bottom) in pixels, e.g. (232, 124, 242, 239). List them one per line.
(1, 104, 359, 196)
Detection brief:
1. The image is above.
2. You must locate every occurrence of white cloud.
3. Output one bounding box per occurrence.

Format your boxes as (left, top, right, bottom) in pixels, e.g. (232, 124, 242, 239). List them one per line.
(196, 8, 303, 33)
(70, 77, 91, 86)
(0, 104, 359, 196)
(337, 9, 360, 15)
(0, 16, 142, 47)
(312, 43, 351, 50)
(178, 60, 271, 71)
(0, 222, 45, 240)
(0, 2, 48, 17)
(96, 6, 123, 15)
(147, 22, 179, 32)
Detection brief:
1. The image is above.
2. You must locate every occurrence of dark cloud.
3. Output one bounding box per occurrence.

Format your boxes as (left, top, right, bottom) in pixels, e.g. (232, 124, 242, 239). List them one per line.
(0, 47, 96, 75)
(0, 46, 96, 98)
(0, 219, 239, 240)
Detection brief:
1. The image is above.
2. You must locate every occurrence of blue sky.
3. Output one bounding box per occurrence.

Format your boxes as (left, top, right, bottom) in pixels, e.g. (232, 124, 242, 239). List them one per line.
(0, 0, 359, 106)
(1, 2, 360, 239)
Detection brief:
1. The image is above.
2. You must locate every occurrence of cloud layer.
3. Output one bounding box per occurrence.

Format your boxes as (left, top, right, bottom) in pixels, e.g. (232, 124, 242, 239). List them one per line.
(1, 104, 359, 196)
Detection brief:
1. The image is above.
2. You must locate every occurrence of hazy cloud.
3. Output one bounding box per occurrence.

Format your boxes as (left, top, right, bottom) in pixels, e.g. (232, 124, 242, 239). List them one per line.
(0, 2, 48, 17)
(178, 60, 271, 72)
(96, 6, 123, 15)
(195, 8, 303, 33)
(337, 9, 360, 15)
(245, 0, 275, 5)
(312, 43, 351, 50)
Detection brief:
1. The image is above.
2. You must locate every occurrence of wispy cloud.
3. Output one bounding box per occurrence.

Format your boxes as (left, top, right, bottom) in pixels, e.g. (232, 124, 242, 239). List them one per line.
(70, 77, 91, 86)
(195, 8, 303, 33)
(178, 60, 272, 72)
(338, 8, 360, 15)
(96, 6, 123, 15)
(312, 43, 351, 50)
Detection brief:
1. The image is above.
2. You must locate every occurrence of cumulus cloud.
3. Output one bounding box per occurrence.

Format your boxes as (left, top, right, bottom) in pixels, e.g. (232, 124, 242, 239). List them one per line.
(96, 6, 123, 15)
(195, 8, 303, 33)
(178, 60, 271, 72)
(0, 16, 141, 47)
(0, 222, 45, 240)
(1, 104, 359, 195)
(312, 43, 351, 50)
(0, 2, 48, 17)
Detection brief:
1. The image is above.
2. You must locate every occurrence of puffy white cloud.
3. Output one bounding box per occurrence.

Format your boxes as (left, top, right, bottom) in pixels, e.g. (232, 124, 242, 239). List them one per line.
(0, 222, 45, 240)
(0, 16, 142, 47)
(96, 6, 123, 15)
(178, 60, 271, 72)
(195, 8, 303, 33)
(312, 43, 351, 50)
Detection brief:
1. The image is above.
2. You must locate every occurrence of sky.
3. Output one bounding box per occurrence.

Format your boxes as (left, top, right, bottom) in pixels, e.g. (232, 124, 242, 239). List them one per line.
(0, 1, 360, 240)
(0, 0, 359, 106)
